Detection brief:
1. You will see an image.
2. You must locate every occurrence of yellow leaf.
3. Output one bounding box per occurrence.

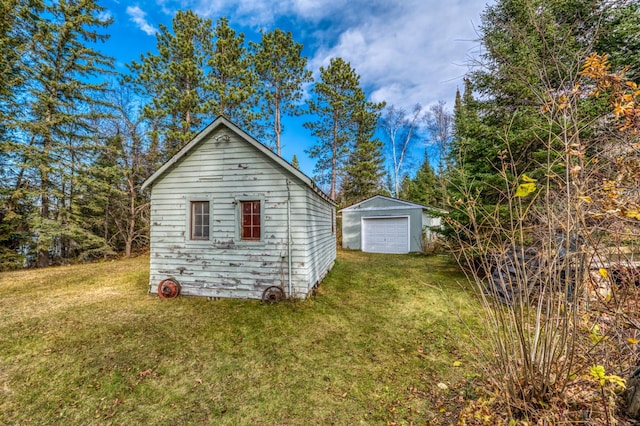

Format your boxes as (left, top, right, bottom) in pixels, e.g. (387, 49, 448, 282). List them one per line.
(628, 338, 639, 345)
(579, 196, 593, 203)
(453, 361, 462, 367)
(606, 374, 626, 389)
(599, 268, 608, 279)
(590, 365, 606, 386)
(589, 365, 627, 389)
(515, 182, 536, 197)
(625, 209, 640, 220)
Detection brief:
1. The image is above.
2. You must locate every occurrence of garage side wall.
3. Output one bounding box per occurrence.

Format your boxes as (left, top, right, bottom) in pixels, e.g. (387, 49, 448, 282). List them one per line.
(342, 210, 363, 250)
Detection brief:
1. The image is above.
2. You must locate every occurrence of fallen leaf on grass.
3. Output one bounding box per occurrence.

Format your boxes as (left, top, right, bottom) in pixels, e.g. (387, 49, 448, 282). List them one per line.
(137, 369, 152, 379)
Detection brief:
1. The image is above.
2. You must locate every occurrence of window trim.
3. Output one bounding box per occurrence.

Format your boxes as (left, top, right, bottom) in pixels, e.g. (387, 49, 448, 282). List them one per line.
(240, 200, 261, 241)
(233, 195, 265, 245)
(190, 200, 210, 240)
(184, 196, 213, 243)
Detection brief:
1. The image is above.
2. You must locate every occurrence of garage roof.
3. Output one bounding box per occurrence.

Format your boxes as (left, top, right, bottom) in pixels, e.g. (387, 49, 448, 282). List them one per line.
(339, 195, 446, 213)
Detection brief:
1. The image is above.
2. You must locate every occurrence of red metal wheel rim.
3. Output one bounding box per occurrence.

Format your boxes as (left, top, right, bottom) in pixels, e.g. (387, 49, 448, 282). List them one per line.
(158, 278, 181, 299)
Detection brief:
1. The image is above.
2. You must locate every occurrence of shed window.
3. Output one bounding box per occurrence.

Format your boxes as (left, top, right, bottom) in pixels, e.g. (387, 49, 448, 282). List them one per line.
(240, 200, 261, 240)
(190, 201, 210, 240)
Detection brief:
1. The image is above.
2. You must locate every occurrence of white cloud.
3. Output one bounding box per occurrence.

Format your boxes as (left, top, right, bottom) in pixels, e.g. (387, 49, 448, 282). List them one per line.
(308, 0, 487, 110)
(148, 0, 488, 110)
(188, 0, 290, 26)
(289, 0, 347, 21)
(126, 5, 158, 35)
(175, 0, 352, 26)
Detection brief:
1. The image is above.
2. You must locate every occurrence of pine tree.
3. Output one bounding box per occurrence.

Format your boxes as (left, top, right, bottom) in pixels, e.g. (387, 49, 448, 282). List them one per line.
(398, 174, 412, 200)
(449, 0, 587, 206)
(461, 0, 605, 190)
(291, 154, 300, 170)
(0, 0, 38, 181)
(0, 0, 34, 127)
(597, 2, 640, 81)
(304, 58, 370, 200)
(341, 103, 385, 205)
(0, 0, 38, 268)
(15, 0, 114, 266)
(127, 10, 214, 158)
(448, 79, 502, 202)
(405, 151, 439, 206)
(250, 29, 313, 155)
(209, 17, 258, 133)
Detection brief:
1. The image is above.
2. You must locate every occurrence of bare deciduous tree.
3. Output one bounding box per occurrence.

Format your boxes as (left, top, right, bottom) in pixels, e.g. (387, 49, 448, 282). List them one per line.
(380, 104, 425, 197)
(426, 100, 453, 175)
(94, 83, 154, 257)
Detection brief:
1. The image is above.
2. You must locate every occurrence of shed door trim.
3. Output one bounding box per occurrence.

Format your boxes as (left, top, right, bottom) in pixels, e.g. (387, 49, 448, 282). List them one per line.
(360, 215, 410, 254)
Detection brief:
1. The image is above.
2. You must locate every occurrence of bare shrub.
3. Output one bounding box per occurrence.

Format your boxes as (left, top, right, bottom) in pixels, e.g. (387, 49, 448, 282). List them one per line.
(448, 57, 640, 424)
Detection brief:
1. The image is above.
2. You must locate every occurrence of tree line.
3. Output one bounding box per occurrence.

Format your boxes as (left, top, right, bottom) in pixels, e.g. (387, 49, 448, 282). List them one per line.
(0, 0, 446, 269)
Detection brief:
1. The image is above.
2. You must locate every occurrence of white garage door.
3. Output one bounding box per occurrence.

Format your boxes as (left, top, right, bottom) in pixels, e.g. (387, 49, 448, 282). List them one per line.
(361, 216, 409, 254)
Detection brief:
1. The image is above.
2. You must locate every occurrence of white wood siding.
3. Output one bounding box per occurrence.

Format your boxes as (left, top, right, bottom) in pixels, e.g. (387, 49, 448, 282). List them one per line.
(301, 190, 336, 295)
(148, 126, 334, 299)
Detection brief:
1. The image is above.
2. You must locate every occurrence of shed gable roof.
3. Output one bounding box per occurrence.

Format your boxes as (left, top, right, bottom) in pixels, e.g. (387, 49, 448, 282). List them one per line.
(141, 116, 334, 205)
(339, 195, 445, 213)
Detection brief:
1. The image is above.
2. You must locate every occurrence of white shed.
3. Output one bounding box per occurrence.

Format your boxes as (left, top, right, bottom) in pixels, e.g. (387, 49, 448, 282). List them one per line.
(141, 116, 336, 300)
(339, 195, 443, 254)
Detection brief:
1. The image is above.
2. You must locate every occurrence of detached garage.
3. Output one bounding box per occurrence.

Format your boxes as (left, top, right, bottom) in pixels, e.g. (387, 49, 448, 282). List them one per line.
(340, 195, 444, 254)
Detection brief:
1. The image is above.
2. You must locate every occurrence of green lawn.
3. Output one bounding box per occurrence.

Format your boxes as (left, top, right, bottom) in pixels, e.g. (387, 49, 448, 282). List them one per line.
(0, 250, 480, 425)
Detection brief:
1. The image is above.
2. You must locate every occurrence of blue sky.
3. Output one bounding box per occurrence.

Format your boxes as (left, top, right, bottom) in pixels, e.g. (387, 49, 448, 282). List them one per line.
(98, 0, 490, 178)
